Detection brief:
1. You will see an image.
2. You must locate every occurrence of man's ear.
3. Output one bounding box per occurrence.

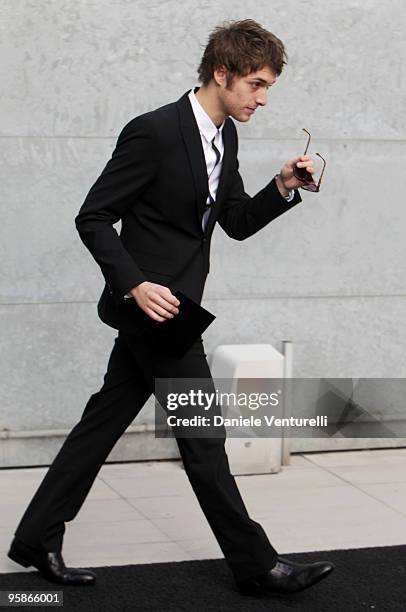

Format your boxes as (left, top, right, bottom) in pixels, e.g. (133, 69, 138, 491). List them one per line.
(213, 66, 228, 87)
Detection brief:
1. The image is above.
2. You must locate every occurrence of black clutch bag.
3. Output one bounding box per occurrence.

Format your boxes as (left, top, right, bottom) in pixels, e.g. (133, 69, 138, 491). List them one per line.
(143, 291, 216, 358)
(98, 242, 215, 355)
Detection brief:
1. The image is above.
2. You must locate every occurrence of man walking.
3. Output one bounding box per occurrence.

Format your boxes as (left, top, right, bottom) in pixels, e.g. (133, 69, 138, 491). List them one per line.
(8, 19, 334, 597)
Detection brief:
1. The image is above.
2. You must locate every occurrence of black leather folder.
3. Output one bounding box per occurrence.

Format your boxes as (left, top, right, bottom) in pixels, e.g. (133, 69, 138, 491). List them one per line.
(145, 291, 216, 358)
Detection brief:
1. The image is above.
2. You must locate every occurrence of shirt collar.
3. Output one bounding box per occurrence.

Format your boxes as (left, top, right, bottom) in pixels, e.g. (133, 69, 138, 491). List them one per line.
(188, 86, 225, 143)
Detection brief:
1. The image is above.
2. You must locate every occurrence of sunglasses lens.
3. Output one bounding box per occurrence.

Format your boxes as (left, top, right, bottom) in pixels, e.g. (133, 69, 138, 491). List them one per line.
(293, 167, 314, 184)
(301, 183, 318, 192)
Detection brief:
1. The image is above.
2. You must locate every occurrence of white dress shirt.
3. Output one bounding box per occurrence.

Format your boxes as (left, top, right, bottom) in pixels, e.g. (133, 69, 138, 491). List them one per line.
(188, 86, 226, 231)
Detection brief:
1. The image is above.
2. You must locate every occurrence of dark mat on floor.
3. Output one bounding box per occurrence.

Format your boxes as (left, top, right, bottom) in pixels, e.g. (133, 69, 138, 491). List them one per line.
(1, 545, 405, 611)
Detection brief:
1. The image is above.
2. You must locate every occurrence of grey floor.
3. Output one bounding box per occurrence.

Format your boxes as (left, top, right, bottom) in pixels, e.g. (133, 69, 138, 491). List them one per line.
(1, 448, 406, 573)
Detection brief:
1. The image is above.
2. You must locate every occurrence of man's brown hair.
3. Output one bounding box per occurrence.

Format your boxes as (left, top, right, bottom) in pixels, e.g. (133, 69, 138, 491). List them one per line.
(197, 19, 288, 87)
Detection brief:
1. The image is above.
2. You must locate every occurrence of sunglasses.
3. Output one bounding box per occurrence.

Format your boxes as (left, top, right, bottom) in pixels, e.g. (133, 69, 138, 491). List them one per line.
(292, 128, 326, 192)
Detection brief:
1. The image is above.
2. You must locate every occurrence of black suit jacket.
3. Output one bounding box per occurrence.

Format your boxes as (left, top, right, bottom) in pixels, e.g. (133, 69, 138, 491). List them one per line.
(75, 88, 302, 334)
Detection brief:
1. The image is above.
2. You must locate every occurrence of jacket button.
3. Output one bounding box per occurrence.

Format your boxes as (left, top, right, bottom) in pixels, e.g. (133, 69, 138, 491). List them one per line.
(202, 237, 207, 243)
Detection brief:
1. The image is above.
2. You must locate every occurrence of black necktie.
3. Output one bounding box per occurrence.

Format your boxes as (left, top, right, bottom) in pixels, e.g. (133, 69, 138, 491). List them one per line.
(202, 134, 221, 229)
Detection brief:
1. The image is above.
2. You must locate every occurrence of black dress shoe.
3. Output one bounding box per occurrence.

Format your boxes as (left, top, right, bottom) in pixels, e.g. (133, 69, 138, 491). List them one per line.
(8, 537, 96, 586)
(237, 555, 335, 597)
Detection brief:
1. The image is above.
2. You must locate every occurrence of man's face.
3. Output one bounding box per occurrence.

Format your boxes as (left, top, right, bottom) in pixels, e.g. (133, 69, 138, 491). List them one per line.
(215, 65, 277, 122)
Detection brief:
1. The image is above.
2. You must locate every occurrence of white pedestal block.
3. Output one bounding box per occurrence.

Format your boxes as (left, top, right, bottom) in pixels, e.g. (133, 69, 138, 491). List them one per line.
(210, 344, 286, 475)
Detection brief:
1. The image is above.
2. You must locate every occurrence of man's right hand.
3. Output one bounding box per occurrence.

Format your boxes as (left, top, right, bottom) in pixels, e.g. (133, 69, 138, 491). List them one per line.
(130, 282, 180, 323)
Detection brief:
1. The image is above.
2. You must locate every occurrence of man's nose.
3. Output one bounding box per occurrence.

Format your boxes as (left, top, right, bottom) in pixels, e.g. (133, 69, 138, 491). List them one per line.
(255, 90, 267, 106)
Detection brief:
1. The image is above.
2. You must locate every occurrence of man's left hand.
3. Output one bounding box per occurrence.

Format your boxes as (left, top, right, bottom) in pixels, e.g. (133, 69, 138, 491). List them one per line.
(279, 154, 316, 190)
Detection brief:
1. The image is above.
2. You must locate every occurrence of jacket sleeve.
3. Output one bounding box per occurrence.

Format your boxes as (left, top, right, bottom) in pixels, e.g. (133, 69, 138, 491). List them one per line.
(216, 124, 302, 240)
(75, 115, 161, 300)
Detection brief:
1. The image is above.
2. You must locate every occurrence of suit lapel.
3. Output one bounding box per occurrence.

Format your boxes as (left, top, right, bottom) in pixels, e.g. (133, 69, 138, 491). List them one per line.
(176, 90, 236, 235)
(177, 91, 209, 227)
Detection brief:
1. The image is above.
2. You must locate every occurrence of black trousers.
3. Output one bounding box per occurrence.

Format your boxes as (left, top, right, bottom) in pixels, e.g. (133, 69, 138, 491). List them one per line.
(14, 331, 278, 582)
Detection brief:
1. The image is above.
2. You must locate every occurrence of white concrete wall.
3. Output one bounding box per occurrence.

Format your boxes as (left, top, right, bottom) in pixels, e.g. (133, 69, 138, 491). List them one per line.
(1, 1, 405, 465)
